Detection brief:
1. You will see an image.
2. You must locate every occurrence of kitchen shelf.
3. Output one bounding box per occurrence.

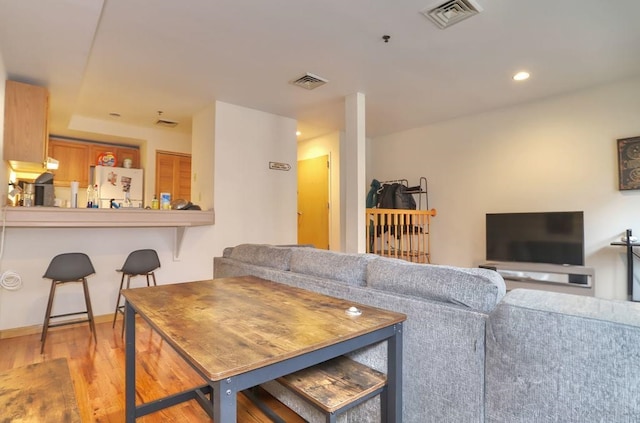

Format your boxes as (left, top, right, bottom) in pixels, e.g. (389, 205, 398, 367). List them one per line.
(1, 207, 214, 259)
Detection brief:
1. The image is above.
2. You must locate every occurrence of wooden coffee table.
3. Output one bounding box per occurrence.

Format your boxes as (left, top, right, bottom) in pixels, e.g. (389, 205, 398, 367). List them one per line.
(122, 275, 406, 422)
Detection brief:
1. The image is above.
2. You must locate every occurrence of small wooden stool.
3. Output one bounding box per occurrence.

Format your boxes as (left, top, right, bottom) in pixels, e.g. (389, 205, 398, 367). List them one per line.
(0, 358, 81, 422)
(278, 356, 387, 423)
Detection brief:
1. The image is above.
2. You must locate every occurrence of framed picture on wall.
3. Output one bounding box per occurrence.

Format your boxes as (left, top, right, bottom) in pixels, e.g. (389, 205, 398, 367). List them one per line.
(617, 136, 640, 190)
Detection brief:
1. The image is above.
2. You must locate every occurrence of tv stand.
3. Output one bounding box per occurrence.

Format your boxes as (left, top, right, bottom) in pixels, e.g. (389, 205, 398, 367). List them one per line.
(480, 261, 595, 296)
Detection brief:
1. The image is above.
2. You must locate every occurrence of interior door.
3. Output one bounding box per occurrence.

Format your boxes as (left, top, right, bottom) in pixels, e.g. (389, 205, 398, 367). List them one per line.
(155, 151, 192, 201)
(297, 155, 329, 249)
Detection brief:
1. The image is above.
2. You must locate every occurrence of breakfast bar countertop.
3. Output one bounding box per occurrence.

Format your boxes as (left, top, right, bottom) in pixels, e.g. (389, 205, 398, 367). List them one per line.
(1, 206, 214, 228)
(1, 207, 214, 258)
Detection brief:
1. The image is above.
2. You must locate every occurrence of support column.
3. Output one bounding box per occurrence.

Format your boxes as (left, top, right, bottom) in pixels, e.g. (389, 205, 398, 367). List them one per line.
(344, 92, 366, 253)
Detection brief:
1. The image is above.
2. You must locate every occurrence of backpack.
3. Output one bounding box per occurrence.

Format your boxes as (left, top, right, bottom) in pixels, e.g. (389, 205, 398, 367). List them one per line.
(394, 184, 416, 210)
(377, 183, 416, 210)
(377, 183, 398, 209)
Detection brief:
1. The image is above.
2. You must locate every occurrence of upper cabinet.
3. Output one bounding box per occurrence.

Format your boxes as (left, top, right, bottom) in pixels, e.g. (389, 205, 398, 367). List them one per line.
(48, 139, 90, 187)
(114, 146, 140, 169)
(3, 80, 49, 170)
(87, 144, 140, 169)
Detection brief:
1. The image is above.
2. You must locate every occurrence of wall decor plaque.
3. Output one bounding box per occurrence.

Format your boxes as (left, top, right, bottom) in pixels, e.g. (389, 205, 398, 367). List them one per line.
(618, 136, 640, 190)
(269, 161, 291, 171)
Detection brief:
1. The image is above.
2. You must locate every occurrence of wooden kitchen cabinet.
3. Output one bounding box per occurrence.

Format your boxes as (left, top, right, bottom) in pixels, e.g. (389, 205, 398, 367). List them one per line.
(87, 144, 105, 167)
(3, 80, 49, 167)
(115, 146, 140, 168)
(49, 139, 140, 187)
(88, 144, 139, 168)
(49, 139, 90, 187)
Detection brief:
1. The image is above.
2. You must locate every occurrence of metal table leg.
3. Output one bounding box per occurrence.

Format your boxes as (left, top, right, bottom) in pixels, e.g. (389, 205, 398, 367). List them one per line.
(213, 378, 237, 422)
(125, 301, 136, 423)
(385, 322, 403, 423)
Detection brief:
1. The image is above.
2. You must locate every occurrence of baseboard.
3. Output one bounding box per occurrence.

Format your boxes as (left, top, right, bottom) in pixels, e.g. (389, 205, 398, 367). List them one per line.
(0, 314, 114, 340)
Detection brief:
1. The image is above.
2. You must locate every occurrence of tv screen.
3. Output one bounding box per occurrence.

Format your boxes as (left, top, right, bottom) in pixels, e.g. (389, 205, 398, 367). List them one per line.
(486, 211, 584, 266)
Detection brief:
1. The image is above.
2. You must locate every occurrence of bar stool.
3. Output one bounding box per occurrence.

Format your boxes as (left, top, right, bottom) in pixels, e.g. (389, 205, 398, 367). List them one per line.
(112, 249, 160, 334)
(41, 253, 96, 354)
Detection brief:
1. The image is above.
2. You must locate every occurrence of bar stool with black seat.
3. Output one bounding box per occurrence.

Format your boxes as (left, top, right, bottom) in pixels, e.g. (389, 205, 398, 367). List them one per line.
(112, 249, 160, 334)
(41, 252, 97, 354)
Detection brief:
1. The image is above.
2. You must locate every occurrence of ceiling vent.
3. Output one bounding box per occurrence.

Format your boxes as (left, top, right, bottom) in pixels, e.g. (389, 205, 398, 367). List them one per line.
(290, 73, 328, 90)
(155, 119, 178, 128)
(421, 0, 483, 29)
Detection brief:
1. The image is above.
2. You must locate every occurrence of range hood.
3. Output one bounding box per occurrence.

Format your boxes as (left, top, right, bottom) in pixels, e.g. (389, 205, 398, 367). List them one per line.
(8, 160, 46, 173)
(8, 156, 58, 174)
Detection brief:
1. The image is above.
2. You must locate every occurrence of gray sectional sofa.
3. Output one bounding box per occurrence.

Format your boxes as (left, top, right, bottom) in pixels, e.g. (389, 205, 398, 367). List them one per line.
(213, 244, 640, 422)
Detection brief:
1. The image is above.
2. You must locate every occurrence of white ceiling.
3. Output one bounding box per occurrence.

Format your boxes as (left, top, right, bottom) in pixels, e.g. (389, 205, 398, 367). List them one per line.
(1, 0, 640, 142)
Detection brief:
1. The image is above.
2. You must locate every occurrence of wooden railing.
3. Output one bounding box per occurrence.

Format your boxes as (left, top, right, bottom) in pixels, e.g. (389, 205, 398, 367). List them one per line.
(366, 208, 437, 263)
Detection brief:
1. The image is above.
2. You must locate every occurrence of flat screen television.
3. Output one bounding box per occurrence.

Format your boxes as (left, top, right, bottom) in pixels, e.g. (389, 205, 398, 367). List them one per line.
(486, 211, 584, 266)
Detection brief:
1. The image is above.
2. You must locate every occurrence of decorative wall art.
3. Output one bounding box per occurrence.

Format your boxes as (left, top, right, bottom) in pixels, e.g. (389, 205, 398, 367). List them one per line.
(617, 136, 640, 190)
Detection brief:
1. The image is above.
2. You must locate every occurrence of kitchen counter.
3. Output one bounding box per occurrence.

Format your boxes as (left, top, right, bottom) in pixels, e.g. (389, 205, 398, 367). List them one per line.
(2, 206, 214, 228)
(1, 207, 215, 259)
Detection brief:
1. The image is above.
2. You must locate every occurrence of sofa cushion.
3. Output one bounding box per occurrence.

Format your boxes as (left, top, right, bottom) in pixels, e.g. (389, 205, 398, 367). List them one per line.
(290, 248, 376, 287)
(367, 257, 505, 313)
(228, 244, 292, 271)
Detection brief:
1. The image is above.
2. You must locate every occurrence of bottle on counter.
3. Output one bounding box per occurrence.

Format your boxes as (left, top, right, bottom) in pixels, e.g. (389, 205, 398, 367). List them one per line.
(86, 184, 94, 208)
(23, 183, 34, 207)
(151, 195, 159, 210)
(123, 190, 132, 208)
(93, 184, 99, 208)
(70, 180, 79, 208)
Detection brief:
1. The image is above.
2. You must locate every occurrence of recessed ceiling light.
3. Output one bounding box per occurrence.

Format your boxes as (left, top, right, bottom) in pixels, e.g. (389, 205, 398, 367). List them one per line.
(513, 71, 530, 81)
(296, 131, 301, 136)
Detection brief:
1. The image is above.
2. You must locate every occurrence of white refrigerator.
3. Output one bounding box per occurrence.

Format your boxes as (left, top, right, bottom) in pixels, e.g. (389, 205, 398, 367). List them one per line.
(91, 165, 144, 208)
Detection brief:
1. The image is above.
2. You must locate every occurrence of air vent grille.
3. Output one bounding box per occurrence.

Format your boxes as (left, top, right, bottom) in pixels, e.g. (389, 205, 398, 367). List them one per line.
(155, 119, 178, 128)
(421, 0, 483, 29)
(290, 73, 328, 90)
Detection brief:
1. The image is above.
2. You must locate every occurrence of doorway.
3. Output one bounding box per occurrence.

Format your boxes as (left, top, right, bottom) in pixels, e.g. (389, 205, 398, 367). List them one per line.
(297, 155, 329, 249)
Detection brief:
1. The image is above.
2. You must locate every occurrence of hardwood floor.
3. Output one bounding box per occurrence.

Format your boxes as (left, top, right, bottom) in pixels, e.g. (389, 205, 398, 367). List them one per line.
(0, 318, 305, 423)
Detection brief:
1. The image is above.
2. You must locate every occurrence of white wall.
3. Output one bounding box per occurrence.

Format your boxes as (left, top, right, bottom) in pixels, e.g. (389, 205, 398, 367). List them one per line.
(210, 101, 298, 258)
(0, 56, 6, 205)
(298, 132, 342, 251)
(368, 76, 640, 300)
(191, 104, 215, 210)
